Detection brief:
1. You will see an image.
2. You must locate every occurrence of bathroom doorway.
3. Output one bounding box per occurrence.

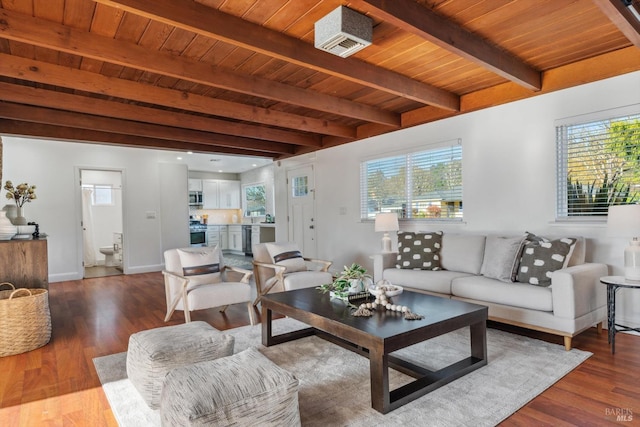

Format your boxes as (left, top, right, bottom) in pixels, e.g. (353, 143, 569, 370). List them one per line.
(80, 169, 124, 279)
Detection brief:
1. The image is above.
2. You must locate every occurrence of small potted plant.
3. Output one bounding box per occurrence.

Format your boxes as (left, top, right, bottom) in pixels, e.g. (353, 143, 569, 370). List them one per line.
(318, 263, 372, 300)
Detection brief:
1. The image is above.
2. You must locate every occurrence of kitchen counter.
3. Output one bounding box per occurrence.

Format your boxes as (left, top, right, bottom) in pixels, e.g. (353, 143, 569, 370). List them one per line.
(258, 223, 276, 228)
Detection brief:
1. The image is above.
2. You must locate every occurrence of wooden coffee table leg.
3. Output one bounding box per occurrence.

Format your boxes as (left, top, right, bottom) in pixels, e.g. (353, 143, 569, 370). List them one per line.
(261, 306, 273, 346)
(470, 320, 487, 361)
(369, 347, 390, 413)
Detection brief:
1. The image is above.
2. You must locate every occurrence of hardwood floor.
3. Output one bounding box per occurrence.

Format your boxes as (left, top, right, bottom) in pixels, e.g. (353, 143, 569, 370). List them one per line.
(0, 272, 638, 426)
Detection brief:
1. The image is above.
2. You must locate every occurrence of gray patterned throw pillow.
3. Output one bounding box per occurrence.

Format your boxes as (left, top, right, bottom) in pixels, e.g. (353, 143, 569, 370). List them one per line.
(396, 231, 443, 270)
(516, 235, 577, 287)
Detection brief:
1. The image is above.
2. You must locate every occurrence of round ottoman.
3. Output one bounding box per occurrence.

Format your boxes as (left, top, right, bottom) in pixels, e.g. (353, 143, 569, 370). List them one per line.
(126, 321, 234, 409)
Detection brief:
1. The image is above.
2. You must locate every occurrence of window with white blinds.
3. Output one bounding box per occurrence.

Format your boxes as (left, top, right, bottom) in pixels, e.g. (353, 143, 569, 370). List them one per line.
(360, 141, 463, 220)
(556, 111, 640, 219)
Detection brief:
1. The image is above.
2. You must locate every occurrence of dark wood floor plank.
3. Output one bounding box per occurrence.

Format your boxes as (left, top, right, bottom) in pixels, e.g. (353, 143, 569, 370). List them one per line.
(0, 272, 638, 425)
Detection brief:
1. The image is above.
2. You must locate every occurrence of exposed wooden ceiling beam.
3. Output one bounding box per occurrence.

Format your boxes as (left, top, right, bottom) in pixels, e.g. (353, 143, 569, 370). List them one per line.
(0, 54, 355, 139)
(0, 102, 294, 155)
(91, 0, 460, 111)
(592, 0, 640, 47)
(0, 82, 321, 148)
(0, 8, 399, 126)
(0, 119, 268, 157)
(355, 0, 542, 91)
(401, 47, 640, 128)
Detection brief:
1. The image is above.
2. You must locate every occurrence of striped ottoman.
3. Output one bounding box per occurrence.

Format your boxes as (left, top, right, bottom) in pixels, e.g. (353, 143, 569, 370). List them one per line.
(160, 347, 301, 426)
(126, 321, 234, 409)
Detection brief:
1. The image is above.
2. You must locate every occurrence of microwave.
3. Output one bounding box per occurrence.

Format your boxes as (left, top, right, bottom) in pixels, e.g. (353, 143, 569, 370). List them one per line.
(189, 191, 203, 206)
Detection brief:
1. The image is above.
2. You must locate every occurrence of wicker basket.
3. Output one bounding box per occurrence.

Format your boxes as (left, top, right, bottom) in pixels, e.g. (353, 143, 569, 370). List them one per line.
(0, 282, 52, 357)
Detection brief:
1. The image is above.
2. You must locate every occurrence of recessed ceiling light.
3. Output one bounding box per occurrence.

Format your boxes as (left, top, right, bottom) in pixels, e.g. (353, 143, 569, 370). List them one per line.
(252, 164, 257, 167)
(176, 156, 183, 160)
(187, 151, 193, 155)
(218, 170, 223, 173)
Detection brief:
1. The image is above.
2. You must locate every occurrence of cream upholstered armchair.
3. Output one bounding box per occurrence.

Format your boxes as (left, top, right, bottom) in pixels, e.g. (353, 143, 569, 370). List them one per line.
(252, 242, 332, 306)
(163, 246, 255, 325)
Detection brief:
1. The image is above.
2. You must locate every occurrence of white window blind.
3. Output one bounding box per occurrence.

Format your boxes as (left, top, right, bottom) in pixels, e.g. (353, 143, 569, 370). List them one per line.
(556, 111, 640, 218)
(360, 141, 463, 220)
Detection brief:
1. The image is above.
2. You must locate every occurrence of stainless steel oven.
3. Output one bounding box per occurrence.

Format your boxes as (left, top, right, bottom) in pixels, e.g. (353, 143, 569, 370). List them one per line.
(190, 230, 206, 247)
(189, 222, 207, 247)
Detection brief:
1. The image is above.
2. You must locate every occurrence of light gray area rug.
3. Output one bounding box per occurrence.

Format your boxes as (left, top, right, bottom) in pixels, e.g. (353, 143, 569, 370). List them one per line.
(94, 318, 591, 426)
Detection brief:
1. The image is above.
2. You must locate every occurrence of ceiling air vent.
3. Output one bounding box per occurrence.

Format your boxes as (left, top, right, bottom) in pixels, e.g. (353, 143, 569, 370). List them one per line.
(314, 6, 372, 58)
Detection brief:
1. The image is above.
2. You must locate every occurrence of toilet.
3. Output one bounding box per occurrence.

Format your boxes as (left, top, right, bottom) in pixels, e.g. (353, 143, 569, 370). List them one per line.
(99, 233, 123, 267)
(99, 246, 117, 267)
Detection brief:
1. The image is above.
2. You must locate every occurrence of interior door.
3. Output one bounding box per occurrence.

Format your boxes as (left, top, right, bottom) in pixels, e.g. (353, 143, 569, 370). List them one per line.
(287, 165, 317, 258)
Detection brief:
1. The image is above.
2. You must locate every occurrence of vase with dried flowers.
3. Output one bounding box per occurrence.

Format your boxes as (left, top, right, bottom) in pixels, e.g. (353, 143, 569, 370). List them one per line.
(4, 181, 37, 225)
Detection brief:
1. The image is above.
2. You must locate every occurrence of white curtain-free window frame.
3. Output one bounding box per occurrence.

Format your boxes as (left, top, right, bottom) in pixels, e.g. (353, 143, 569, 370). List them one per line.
(360, 139, 463, 221)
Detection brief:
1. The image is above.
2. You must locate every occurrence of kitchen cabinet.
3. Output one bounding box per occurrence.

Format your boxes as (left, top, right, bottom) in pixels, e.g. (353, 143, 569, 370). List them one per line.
(228, 225, 242, 254)
(207, 225, 230, 251)
(202, 180, 219, 209)
(201, 180, 240, 209)
(207, 225, 220, 248)
(188, 179, 202, 192)
(220, 225, 229, 250)
(251, 225, 261, 249)
(218, 180, 241, 209)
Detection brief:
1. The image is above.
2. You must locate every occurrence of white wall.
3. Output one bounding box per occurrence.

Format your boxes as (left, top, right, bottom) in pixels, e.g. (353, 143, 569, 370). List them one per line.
(160, 162, 190, 253)
(275, 71, 640, 329)
(1, 138, 186, 281)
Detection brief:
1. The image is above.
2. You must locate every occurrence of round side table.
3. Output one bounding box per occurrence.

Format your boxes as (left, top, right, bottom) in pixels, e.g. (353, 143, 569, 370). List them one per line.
(600, 276, 640, 354)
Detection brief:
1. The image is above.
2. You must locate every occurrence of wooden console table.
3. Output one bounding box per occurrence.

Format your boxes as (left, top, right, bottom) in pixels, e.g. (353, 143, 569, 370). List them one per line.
(0, 239, 48, 289)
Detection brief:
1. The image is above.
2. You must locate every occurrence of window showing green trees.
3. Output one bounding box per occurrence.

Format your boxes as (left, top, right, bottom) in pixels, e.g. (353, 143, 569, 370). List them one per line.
(244, 184, 266, 217)
(557, 113, 640, 218)
(361, 143, 462, 220)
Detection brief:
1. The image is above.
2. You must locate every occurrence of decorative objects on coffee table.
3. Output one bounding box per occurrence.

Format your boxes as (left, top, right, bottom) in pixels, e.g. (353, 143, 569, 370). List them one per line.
(317, 263, 372, 300)
(352, 281, 423, 320)
(368, 280, 403, 297)
(4, 180, 37, 225)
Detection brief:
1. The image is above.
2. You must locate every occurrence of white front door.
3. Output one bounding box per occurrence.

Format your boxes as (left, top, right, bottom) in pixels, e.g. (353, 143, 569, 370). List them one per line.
(287, 165, 317, 258)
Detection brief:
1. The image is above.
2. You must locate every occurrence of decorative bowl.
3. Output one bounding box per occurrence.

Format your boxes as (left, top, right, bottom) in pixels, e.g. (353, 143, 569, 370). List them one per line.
(368, 282, 403, 297)
(16, 225, 36, 235)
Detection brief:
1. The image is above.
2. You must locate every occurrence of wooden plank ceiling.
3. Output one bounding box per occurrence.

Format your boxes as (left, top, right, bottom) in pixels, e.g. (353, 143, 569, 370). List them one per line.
(0, 0, 638, 159)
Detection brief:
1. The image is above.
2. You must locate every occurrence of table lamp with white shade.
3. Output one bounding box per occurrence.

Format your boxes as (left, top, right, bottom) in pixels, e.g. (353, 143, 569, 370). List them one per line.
(607, 204, 640, 281)
(375, 212, 399, 253)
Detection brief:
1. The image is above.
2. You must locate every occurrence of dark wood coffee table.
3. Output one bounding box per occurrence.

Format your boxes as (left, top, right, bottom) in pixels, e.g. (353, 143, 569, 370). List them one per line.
(261, 287, 488, 414)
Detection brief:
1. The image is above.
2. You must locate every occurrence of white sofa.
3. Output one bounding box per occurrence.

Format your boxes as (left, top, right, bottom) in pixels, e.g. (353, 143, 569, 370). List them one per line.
(371, 232, 607, 350)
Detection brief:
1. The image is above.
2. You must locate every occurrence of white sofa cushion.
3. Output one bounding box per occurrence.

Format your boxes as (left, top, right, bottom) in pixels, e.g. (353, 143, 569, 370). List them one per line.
(480, 235, 525, 282)
(384, 268, 473, 295)
(440, 234, 486, 274)
(452, 276, 553, 312)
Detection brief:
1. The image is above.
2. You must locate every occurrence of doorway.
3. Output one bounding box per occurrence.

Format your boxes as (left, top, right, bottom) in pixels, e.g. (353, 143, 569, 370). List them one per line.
(287, 164, 317, 258)
(80, 169, 124, 279)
